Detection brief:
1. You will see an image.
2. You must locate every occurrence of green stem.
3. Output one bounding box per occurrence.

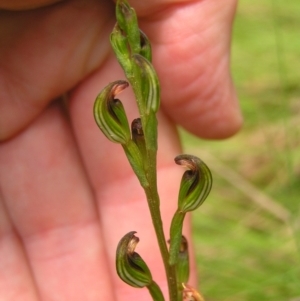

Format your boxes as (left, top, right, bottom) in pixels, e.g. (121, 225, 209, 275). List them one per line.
(143, 149, 178, 301)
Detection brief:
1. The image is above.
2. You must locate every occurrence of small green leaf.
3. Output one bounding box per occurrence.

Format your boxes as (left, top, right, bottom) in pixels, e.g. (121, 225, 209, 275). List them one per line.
(175, 236, 190, 285)
(123, 140, 148, 188)
(168, 211, 185, 266)
(116, 231, 153, 288)
(132, 54, 160, 115)
(175, 154, 212, 212)
(147, 281, 166, 301)
(93, 80, 131, 144)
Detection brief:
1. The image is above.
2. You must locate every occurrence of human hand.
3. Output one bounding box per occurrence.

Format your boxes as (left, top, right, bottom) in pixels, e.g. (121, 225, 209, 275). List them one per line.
(0, 1, 241, 300)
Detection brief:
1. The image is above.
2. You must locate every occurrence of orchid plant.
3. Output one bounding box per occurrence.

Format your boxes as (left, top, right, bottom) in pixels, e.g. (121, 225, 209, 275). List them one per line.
(93, 1, 212, 300)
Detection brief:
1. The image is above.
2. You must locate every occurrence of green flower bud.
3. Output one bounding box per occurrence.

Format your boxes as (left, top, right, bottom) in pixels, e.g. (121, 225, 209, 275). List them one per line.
(175, 154, 212, 212)
(132, 54, 160, 115)
(169, 156, 212, 265)
(93, 80, 131, 144)
(131, 118, 144, 141)
(116, 231, 153, 288)
(110, 24, 132, 78)
(116, 0, 140, 54)
(131, 118, 147, 160)
(139, 29, 152, 62)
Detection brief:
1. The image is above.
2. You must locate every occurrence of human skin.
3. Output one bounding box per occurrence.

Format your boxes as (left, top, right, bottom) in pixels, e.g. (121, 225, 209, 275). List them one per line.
(0, 1, 242, 300)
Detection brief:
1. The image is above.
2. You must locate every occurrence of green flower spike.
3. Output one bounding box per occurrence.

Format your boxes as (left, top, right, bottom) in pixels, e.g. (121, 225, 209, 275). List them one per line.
(116, 232, 165, 301)
(94, 1, 213, 300)
(93, 80, 131, 145)
(169, 155, 212, 266)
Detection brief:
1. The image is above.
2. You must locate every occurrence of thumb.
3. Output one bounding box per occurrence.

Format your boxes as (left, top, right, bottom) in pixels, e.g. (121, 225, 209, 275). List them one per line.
(138, 0, 242, 139)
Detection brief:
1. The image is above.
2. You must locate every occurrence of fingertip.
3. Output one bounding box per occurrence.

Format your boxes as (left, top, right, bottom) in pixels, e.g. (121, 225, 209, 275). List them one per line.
(162, 77, 243, 140)
(190, 91, 243, 140)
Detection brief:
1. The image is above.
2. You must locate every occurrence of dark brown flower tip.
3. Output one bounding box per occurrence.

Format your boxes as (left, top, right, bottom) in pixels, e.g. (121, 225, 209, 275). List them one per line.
(174, 154, 200, 172)
(131, 118, 144, 137)
(109, 80, 129, 99)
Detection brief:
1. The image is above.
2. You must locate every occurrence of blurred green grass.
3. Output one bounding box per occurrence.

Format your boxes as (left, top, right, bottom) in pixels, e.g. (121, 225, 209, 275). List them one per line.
(180, 0, 300, 300)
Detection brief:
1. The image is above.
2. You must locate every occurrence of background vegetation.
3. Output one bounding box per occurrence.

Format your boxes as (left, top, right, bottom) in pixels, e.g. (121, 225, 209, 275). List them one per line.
(181, 0, 300, 300)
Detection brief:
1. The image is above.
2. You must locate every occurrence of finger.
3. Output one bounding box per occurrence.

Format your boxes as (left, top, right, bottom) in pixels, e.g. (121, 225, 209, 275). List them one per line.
(0, 195, 39, 301)
(137, 0, 242, 138)
(0, 0, 114, 140)
(68, 54, 198, 300)
(1, 0, 240, 141)
(0, 102, 115, 300)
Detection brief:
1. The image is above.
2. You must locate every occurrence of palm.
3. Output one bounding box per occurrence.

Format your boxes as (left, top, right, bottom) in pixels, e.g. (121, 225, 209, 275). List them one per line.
(0, 1, 240, 300)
